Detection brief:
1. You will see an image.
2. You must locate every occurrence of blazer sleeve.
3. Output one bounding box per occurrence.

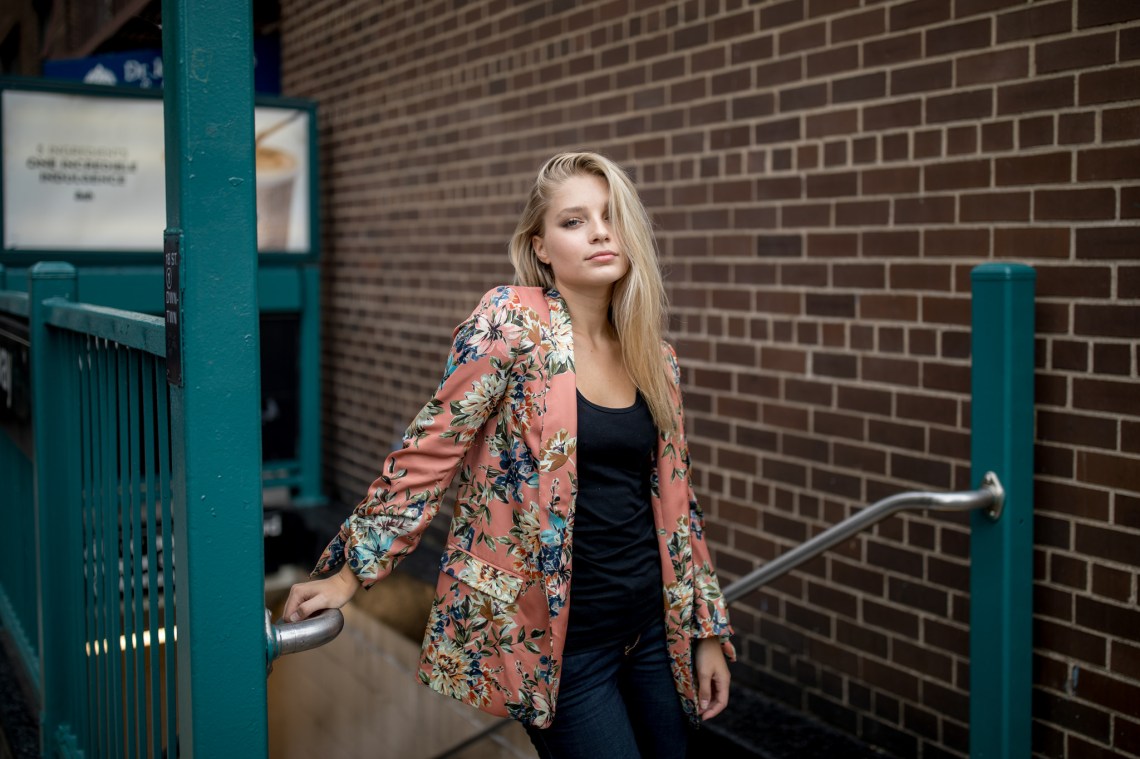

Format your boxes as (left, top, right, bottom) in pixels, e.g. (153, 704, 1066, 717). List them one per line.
(664, 342, 737, 662)
(311, 286, 526, 589)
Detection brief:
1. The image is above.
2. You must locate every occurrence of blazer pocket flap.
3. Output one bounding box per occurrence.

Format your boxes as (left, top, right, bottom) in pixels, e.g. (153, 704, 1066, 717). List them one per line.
(442, 547, 523, 604)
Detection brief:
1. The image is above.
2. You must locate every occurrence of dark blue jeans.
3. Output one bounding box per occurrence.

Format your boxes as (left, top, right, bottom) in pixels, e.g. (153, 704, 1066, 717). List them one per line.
(525, 617, 690, 759)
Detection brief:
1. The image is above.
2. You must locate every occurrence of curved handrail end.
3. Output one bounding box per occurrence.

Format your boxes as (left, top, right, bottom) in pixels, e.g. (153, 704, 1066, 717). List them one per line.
(265, 607, 345, 676)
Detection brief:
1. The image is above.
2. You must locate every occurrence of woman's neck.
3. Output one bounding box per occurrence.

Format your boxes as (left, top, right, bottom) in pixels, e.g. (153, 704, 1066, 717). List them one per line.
(557, 284, 615, 345)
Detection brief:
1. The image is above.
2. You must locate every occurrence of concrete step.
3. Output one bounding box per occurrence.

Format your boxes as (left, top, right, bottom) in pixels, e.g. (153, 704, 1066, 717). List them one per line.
(270, 506, 894, 759)
(691, 681, 892, 759)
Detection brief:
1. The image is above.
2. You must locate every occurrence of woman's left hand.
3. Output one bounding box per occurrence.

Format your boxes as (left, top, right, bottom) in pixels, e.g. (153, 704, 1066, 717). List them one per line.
(695, 637, 731, 720)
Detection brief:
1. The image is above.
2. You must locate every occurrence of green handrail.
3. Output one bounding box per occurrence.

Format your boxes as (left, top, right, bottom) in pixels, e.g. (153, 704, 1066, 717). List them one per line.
(43, 300, 165, 355)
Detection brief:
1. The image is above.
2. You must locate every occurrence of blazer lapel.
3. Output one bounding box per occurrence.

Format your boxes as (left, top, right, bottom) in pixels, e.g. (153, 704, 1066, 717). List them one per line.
(533, 288, 577, 641)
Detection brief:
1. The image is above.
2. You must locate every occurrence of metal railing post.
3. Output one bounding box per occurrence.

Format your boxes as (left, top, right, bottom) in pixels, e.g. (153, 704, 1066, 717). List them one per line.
(293, 263, 324, 506)
(969, 263, 1034, 759)
(162, 0, 268, 754)
(28, 262, 86, 753)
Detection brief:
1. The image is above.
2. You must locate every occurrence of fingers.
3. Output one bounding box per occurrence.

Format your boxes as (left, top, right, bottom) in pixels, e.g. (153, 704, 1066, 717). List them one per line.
(282, 570, 360, 623)
(283, 581, 329, 622)
(697, 664, 713, 715)
(701, 669, 730, 720)
(695, 640, 711, 713)
(695, 638, 731, 720)
(282, 583, 316, 623)
(294, 596, 326, 623)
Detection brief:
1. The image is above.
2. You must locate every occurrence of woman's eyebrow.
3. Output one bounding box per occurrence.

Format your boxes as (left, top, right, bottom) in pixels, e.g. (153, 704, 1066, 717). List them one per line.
(556, 204, 611, 217)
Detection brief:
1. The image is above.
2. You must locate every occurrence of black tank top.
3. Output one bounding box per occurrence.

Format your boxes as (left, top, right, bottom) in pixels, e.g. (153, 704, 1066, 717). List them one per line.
(563, 389, 662, 653)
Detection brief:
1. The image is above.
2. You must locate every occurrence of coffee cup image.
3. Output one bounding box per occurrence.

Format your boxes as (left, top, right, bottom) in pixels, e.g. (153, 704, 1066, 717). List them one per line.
(255, 144, 297, 250)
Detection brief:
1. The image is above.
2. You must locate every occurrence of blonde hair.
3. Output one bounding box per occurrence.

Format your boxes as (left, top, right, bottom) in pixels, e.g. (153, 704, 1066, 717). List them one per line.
(508, 152, 676, 433)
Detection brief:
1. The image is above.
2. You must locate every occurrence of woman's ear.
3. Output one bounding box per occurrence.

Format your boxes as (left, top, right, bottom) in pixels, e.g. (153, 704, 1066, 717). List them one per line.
(532, 234, 549, 264)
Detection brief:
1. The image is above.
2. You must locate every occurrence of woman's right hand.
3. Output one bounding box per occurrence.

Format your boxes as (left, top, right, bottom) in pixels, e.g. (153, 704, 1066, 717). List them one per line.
(282, 562, 360, 623)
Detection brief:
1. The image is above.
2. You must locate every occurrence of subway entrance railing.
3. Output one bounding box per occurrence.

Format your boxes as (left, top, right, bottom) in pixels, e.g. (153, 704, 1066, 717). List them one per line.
(0, 1, 284, 756)
(0, 263, 179, 757)
(712, 264, 1034, 759)
(721, 473, 1004, 604)
(271, 264, 1036, 759)
(0, 262, 1033, 758)
(0, 260, 276, 757)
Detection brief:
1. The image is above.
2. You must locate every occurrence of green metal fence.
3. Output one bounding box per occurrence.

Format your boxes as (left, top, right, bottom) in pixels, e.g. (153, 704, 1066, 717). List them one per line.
(0, 4, 272, 757)
(0, 269, 325, 752)
(14, 263, 180, 757)
(70, 315, 177, 758)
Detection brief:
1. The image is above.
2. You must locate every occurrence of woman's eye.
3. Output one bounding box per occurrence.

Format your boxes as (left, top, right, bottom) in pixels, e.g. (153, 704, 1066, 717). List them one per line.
(562, 219, 583, 228)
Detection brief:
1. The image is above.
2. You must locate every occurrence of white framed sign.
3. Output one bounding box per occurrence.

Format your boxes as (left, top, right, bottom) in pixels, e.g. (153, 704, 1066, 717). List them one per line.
(1, 85, 312, 255)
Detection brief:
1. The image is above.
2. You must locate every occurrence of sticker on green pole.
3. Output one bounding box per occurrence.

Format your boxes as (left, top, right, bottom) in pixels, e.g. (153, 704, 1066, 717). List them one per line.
(164, 231, 182, 386)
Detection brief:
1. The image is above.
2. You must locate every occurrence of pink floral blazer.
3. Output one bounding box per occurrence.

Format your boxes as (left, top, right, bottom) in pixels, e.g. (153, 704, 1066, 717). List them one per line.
(313, 285, 735, 729)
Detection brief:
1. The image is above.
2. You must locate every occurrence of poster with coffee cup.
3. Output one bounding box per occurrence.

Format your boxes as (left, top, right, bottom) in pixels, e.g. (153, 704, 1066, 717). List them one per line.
(254, 107, 310, 252)
(2, 84, 312, 255)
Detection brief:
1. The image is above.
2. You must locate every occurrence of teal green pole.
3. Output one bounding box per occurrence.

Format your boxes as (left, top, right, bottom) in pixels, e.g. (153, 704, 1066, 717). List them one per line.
(28, 262, 86, 754)
(293, 264, 324, 506)
(161, 1, 269, 756)
(969, 263, 1034, 759)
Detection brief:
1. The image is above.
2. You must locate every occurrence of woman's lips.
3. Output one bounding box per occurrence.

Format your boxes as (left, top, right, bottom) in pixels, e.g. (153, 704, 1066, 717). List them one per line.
(588, 251, 616, 262)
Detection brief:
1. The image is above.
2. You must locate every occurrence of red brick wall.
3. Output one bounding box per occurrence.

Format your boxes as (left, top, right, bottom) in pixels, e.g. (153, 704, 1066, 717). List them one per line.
(280, 1, 1140, 756)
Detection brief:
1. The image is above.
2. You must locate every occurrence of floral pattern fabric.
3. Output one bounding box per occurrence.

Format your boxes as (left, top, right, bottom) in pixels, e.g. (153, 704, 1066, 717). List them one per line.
(312, 285, 735, 729)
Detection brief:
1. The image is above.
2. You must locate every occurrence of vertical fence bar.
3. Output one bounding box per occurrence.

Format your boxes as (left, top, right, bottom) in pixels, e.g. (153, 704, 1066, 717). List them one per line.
(155, 358, 176, 757)
(115, 344, 132, 759)
(95, 341, 110, 756)
(969, 263, 1035, 759)
(79, 335, 97, 753)
(28, 262, 86, 753)
(100, 340, 120, 758)
(124, 347, 141, 758)
(131, 352, 148, 759)
(140, 354, 162, 759)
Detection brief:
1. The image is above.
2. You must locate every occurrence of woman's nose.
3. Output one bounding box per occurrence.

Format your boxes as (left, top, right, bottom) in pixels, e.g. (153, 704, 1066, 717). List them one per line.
(589, 217, 611, 242)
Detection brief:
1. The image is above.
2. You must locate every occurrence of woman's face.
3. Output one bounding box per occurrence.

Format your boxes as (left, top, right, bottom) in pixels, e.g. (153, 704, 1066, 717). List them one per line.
(532, 173, 629, 294)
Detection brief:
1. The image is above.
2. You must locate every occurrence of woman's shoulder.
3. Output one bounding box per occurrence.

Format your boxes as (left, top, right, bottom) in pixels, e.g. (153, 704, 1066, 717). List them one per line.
(474, 285, 551, 314)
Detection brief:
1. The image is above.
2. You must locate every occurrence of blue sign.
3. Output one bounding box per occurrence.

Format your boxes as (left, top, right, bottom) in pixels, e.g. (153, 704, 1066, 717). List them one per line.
(42, 37, 281, 94)
(44, 50, 164, 89)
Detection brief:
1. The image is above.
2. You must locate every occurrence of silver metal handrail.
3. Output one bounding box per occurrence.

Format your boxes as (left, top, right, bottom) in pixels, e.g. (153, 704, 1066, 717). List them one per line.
(265, 607, 345, 675)
(722, 472, 1004, 604)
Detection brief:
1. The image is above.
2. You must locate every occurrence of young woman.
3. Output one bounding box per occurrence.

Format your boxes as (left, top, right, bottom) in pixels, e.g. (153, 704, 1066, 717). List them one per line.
(284, 152, 734, 759)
